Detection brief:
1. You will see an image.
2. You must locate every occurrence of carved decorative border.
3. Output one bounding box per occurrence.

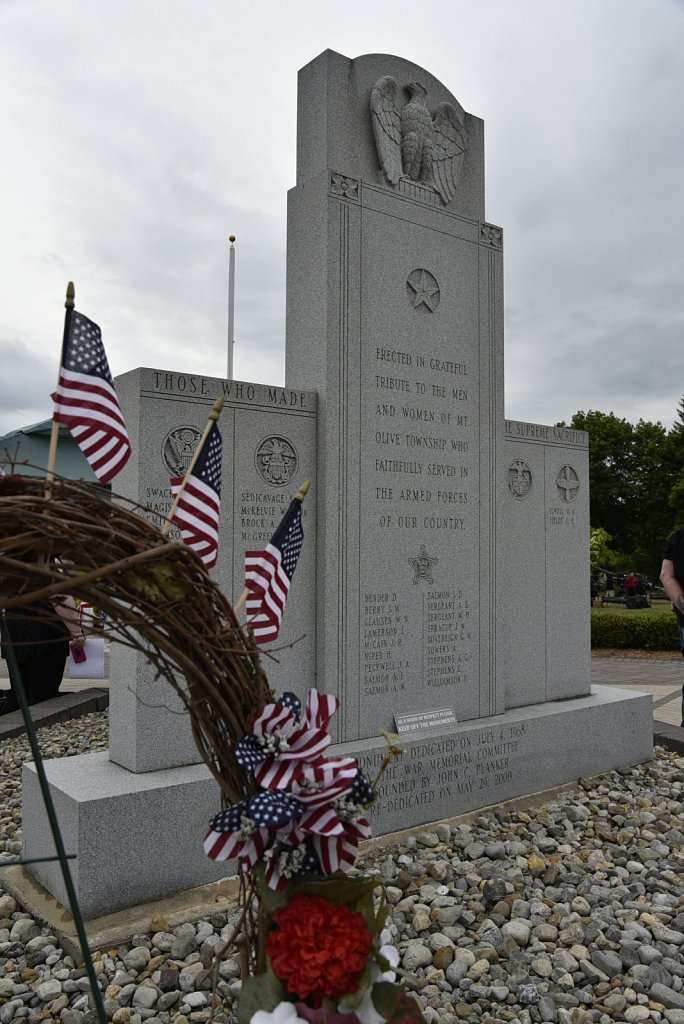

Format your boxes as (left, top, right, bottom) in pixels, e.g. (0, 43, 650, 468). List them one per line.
(480, 222, 503, 248)
(330, 172, 360, 202)
(397, 178, 441, 206)
(338, 201, 350, 734)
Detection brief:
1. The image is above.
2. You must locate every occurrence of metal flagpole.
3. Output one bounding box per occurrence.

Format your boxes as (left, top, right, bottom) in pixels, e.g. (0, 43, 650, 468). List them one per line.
(0, 618, 107, 1024)
(227, 235, 235, 380)
(46, 282, 75, 492)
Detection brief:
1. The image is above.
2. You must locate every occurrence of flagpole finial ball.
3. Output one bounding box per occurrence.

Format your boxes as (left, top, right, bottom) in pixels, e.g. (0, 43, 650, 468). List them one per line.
(229, 235, 236, 243)
(295, 480, 311, 502)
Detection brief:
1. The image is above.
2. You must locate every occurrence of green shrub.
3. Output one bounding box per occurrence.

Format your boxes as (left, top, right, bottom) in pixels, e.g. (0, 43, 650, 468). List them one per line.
(591, 609, 680, 650)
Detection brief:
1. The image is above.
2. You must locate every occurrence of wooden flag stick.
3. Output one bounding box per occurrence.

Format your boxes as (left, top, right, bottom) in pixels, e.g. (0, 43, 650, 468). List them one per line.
(161, 396, 224, 537)
(46, 282, 75, 495)
(233, 478, 310, 615)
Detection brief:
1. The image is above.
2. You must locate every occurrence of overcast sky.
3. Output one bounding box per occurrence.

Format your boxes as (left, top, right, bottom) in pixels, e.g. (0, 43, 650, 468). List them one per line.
(1, 0, 683, 438)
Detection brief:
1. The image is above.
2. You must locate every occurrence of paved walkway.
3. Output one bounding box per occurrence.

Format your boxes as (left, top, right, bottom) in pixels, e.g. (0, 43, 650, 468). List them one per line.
(591, 656, 682, 728)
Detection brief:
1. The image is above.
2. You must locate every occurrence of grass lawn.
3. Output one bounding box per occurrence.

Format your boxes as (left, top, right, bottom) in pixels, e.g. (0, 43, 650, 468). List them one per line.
(591, 599, 672, 618)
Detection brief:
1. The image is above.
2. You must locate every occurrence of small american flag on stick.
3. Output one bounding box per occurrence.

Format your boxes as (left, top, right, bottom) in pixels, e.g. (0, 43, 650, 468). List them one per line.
(51, 297, 131, 483)
(243, 481, 309, 643)
(168, 405, 223, 568)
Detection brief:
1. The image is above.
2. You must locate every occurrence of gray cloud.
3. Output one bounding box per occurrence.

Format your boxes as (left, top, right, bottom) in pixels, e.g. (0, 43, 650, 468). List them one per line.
(1, 0, 683, 437)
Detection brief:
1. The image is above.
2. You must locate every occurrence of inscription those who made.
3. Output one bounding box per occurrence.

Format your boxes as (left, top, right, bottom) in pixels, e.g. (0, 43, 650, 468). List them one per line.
(150, 373, 309, 409)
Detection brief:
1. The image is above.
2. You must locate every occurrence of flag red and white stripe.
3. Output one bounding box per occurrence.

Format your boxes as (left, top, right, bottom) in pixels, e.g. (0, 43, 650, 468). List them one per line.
(169, 421, 222, 568)
(244, 496, 304, 642)
(312, 817, 372, 874)
(51, 309, 131, 483)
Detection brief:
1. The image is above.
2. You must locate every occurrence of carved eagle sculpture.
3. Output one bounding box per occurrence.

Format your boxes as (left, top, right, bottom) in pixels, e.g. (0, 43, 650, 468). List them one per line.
(370, 76, 467, 205)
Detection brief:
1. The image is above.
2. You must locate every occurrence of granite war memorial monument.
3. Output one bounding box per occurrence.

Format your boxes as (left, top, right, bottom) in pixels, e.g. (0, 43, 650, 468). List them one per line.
(19, 50, 653, 917)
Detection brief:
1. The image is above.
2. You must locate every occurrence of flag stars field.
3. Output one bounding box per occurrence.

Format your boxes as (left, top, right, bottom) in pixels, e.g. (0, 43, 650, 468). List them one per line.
(51, 303, 132, 484)
(169, 419, 223, 568)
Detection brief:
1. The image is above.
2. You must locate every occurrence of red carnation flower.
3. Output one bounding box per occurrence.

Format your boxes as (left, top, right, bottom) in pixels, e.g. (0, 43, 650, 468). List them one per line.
(266, 893, 373, 1007)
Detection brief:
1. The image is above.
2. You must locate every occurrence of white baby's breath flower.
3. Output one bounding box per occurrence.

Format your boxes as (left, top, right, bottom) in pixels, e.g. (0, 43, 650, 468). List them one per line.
(252, 1002, 308, 1024)
(378, 942, 399, 970)
(339, 936, 399, 1024)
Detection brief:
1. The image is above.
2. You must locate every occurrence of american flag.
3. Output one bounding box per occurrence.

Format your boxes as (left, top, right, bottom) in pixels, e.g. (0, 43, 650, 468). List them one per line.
(244, 496, 304, 643)
(51, 310, 131, 483)
(169, 421, 222, 568)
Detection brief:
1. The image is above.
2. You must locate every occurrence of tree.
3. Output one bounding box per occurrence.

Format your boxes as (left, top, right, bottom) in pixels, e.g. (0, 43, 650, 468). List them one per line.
(558, 410, 635, 553)
(666, 394, 684, 525)
(559, 410, 676, 578)
(627, 418, 672, 572)
(589, 527, 615, 568)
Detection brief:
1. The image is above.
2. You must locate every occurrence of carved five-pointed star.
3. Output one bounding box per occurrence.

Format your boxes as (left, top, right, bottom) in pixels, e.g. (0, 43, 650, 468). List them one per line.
(408, 270, 440, 311)
(408, 544, 438, 584)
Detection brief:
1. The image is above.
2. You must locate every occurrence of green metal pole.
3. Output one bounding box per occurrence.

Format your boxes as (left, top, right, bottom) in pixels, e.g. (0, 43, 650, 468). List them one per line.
(0, 617, 107, 1024)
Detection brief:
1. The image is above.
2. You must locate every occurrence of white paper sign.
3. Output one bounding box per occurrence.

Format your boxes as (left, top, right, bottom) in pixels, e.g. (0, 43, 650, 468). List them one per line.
(68, 637, 105, 679)
(394, 707, 457, 735)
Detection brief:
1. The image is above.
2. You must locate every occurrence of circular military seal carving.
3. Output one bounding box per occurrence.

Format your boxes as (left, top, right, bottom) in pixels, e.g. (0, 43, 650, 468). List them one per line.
(406, 268, 440, 312)
(556, 465, 580, 502)
(255, 435, 298, 486)
(162, 425, 203, 476)
(508, 459, 532, 500)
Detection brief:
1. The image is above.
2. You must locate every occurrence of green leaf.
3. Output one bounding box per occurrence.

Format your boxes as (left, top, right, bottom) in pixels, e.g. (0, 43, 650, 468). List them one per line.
(256, 870, 292, 913)
(291, 873, 382, 907)
(355, 889, 383, 937)
(337, 962, 372, 1011)
(379, 729, 404, 755)
(371, 981, 423, 1024)
(256, 869, 384, 915)
(237, 969, 285, 1024)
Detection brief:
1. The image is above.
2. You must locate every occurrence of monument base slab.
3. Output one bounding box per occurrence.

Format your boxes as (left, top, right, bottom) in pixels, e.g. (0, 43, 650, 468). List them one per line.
(21, 754, 229, 919)
(21, 686, 652, 919)
(352, 686, 653, 832)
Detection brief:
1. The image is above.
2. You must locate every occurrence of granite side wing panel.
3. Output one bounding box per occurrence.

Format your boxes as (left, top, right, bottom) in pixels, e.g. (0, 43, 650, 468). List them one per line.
(499, 421, 590, 708)
(111, 369, 317, 772)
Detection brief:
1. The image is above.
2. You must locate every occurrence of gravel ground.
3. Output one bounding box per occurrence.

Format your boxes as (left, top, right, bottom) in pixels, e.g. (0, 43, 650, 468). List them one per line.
(1, 712, 683, 1024)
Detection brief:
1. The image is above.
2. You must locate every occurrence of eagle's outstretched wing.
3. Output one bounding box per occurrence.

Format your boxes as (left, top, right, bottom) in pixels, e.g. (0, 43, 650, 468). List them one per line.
(371, 76, 403, 185)
(431, 102, 467, 205)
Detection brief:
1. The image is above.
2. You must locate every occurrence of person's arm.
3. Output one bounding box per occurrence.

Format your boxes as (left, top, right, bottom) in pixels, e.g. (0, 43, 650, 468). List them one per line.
(52, 595, 86, 651)
(659, 559, 684, 615)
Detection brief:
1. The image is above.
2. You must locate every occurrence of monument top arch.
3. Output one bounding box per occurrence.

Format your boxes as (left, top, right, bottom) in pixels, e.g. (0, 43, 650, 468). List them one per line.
(296, 50, 485, 220)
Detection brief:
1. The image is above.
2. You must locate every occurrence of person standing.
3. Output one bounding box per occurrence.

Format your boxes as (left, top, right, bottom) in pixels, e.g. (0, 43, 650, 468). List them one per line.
(624, 571, 638, 598)
(660, 531, 684, 726)
(0, 595, 85, 714)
